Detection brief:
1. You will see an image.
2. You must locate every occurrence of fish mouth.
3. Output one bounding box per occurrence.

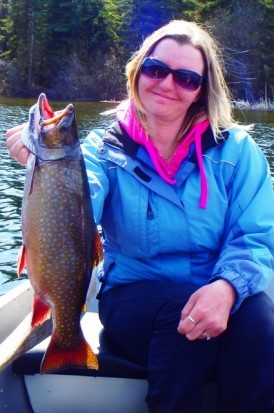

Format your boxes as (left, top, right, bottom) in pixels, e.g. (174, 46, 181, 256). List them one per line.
(22, 93, 79, 161)
(38, 94, 74, 126)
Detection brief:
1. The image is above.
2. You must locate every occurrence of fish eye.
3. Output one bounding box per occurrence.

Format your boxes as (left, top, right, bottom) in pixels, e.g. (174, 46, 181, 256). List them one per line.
(60, 123, 69, 133)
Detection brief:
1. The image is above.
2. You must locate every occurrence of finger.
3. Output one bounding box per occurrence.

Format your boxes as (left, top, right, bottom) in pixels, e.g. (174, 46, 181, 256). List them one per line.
(6, 123, 26, 139)
(17, 146, 30, 166)
(195, 330, 212, 341)
(186, 325, 210, 341)
(6, 131, 23, 150)
(177, 315, 198, 335)
(181, 291, 199, 320)
(6, 136, 30, 165)
(178, 293, 200, 335)
(203, 330, 211, 341)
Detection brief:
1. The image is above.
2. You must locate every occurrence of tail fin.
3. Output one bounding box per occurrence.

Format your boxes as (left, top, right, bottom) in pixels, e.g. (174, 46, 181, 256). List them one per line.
(40, 332, 98, 374)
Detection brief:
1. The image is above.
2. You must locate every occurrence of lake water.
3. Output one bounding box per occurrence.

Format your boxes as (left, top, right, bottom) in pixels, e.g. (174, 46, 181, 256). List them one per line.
(0, 97, 273, 295)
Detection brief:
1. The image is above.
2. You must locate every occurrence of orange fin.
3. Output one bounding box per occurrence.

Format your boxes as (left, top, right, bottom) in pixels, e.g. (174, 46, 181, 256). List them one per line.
(92, 228, 104, 268)
(17, 245, 27, 277)
(40, 332, 99, 374)
(31, 295, 52, 328)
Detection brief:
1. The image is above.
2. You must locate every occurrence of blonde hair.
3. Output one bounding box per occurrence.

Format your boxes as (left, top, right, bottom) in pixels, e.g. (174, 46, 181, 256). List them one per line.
(126, 20, 236, 140)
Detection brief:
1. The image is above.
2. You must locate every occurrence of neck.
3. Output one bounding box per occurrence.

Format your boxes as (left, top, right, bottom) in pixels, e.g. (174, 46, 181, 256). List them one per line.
(153, 139, 179, 162)
(146, 117, 183, 161)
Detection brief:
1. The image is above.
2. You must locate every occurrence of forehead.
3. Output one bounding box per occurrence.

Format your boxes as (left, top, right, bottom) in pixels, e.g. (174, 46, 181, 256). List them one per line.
(151, 38, 204, 73)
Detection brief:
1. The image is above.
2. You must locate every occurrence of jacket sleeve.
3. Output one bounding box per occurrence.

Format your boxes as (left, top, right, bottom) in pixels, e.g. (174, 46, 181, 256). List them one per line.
(211, 133, 274, 312)
(81, 130, 109, 225)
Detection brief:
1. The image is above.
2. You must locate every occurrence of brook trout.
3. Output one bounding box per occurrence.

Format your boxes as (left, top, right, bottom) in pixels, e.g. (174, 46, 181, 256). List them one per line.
(17, 93, 103, 374)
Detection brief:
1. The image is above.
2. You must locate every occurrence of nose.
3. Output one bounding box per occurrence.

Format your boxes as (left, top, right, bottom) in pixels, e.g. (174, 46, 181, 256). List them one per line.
(159, 73, 175, 89)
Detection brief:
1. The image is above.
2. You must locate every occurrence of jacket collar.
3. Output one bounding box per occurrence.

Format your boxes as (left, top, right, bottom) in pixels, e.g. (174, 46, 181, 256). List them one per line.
(103, 121, 229, 164)
(103, 121, 139, 157)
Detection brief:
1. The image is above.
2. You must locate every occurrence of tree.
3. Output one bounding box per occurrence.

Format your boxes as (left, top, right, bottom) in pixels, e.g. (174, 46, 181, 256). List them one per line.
(0, 0, 272, 100)
(207, 0, 274, 100)
(0, 0, 9, 54)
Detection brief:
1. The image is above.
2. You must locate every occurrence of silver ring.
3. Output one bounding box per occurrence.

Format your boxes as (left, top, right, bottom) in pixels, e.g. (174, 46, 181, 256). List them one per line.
(187, 315, 197, 326)
(203, 330, 211, 341)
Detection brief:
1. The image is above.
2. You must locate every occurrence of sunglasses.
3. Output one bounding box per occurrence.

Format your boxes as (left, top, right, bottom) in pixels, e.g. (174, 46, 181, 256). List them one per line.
(140, 57, 204, 91)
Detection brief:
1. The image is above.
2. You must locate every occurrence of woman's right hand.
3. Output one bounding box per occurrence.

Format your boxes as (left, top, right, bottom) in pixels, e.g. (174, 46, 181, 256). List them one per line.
(6, 124, 30, 166)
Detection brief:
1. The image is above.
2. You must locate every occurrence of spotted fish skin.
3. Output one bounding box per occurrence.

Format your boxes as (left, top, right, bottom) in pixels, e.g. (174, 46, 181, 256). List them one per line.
(18, 94, 102, 373)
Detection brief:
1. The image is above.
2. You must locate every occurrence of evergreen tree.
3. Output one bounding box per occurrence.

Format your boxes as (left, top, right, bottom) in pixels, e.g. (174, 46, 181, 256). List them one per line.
(0, 0, 272, 100)
(2, 0, 37, 86)
(208, 0, 274, 100)
(0, 0, 9, 54)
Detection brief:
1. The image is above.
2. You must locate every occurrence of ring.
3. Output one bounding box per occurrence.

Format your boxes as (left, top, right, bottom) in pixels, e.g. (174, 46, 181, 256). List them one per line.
(187, 315, 197, 326)
(203, 330, 211, 341)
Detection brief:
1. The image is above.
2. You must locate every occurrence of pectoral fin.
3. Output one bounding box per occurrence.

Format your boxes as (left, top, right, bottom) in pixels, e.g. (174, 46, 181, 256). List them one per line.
(92, 228, 104, 268)
(17, 245, 27, 277)
(31, 295, 52, 328)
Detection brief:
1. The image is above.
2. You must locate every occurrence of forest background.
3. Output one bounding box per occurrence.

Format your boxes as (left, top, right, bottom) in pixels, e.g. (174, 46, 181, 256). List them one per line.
(0, 0, 273, 102)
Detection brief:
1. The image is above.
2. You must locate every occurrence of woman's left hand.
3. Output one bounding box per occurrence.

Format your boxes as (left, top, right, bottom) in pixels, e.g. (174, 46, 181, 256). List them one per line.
(6, 124, 29, 165)
(177, 279, 236, 340)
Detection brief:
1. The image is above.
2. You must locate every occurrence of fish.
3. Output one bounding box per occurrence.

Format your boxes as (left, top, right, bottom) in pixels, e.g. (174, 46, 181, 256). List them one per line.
(16, 93, 103, 374)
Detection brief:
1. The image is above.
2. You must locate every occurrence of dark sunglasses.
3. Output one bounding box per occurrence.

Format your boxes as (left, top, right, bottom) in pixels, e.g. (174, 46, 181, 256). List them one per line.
(140, 57, 204, 91)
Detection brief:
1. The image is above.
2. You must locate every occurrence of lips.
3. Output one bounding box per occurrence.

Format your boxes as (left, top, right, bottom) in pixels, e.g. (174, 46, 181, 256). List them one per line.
(151, 90, 178, 102)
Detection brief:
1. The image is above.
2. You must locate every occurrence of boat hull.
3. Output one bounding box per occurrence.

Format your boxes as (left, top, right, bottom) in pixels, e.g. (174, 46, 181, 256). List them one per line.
(1, 278, 274, 413)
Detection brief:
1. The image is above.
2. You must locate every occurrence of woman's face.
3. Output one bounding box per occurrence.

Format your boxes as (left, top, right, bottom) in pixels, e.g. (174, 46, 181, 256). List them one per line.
(138, 38, 205, 124)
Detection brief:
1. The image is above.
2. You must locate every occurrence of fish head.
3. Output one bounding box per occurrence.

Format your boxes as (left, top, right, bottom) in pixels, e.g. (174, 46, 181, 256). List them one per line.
(22, 93, 80, 161)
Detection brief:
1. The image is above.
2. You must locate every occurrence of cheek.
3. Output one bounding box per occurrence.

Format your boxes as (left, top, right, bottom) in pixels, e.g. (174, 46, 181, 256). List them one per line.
(178, 88, 201, 105)
(193, 88, 202, 103)
(137, 75, 158, 99)
(137, 77, 148, 102)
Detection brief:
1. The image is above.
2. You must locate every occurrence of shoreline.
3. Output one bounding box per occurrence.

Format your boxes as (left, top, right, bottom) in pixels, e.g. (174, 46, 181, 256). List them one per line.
(232, 99, 274, 112)
(0, 94, 273, 112)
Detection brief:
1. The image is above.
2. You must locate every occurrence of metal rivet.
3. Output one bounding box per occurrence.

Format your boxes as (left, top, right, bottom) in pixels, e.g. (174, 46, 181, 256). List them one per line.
(97, 147, 106, 154)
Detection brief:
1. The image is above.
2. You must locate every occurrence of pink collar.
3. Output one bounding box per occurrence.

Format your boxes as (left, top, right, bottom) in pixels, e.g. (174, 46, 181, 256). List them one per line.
(116, 100, 209, 209)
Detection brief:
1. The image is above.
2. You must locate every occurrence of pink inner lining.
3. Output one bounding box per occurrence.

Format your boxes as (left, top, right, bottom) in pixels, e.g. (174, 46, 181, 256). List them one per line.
(117, 100, 209, 208)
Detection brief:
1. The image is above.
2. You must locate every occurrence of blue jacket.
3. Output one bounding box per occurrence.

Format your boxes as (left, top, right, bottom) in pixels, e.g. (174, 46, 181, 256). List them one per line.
(82, 122, 274, 312)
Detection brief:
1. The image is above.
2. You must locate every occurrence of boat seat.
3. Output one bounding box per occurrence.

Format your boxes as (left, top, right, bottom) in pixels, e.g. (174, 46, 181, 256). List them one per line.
(12, 311, 218, 413)
(13, 312, 147, 379)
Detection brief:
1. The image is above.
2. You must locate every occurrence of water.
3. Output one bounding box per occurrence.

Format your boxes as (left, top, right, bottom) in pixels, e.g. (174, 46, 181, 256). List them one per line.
(0, 98, 273, 295)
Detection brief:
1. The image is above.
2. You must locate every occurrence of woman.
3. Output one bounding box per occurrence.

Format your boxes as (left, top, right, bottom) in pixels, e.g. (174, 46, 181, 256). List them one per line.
(6, 20, 274, 413)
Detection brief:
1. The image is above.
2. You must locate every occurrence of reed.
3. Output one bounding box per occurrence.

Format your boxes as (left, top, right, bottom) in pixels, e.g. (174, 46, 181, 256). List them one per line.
(232, 98, 274, 112)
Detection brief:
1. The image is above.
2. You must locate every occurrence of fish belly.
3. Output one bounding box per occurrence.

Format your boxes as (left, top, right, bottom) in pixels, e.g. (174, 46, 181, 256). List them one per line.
(22, 158, 93, 345)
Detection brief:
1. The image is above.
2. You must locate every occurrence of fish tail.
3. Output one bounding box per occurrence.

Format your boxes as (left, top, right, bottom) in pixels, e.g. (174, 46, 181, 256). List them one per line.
(40, 332, 99, 374)
(31, 295, 52, 328)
